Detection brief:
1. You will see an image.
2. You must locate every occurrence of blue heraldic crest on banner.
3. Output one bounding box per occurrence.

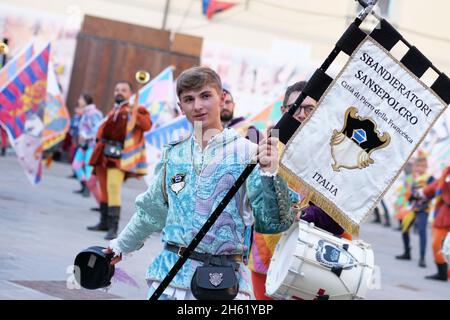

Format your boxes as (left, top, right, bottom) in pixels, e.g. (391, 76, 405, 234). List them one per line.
(330, 106, 390, 172)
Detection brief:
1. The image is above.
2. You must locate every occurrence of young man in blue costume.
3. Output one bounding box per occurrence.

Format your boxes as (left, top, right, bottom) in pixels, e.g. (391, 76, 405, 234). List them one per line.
(104, 66, 295, 299)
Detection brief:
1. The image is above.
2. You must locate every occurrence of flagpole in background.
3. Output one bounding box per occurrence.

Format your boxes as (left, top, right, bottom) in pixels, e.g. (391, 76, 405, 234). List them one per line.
(0, 38, 8, 68)
(162, 0, 171, 30)
(150, 0, 379, 301)
(0, 39, 8, 157)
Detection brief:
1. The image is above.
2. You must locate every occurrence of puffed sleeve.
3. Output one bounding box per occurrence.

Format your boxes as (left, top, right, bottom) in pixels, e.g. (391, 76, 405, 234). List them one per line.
(246, 168, 296, 234)
(135, 106, 152, 131)
(423, 176, 440, 198)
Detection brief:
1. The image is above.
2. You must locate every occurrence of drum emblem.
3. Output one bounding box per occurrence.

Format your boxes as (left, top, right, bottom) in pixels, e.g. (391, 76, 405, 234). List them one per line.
(316, 240, 355, 269)
(209, 272, 223, 287)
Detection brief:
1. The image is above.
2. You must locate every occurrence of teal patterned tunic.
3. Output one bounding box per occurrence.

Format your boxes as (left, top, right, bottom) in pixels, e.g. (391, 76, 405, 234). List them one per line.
(110, 128, 295, 298)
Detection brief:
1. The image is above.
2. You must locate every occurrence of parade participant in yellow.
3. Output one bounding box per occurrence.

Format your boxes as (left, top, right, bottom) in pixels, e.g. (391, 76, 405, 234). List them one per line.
(395, 151, 434, 267)
(87, 81, 152, 240)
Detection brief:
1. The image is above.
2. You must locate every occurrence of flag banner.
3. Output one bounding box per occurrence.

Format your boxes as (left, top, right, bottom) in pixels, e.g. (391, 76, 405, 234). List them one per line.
(0, 43, 50, 184)
(145, 116, 191, 150)
(202, 0, 236, 20)
(41, 62, 70, 150)
(144, 116, 191, 185)
(280, 35, 448, 235)
(132, 66, 177, 129)
(0, 42, 34, 88)
(250, 97, 283, 132)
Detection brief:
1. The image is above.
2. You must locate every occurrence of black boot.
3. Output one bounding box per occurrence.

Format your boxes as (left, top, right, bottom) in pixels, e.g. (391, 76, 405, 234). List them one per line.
(104, 206, 120, 240)
(418, 257, 426, 268)
(87, 202, 108, 231)
(372, 208, 381, 223)
(396, 248, 411, 260)
(425, 263, 448, 281)
(82, 184, 90, 198)
(74, 181, 86, 194)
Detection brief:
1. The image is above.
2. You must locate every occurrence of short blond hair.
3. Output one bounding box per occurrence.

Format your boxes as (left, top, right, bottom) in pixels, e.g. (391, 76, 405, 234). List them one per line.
(176, 66, 222, 98)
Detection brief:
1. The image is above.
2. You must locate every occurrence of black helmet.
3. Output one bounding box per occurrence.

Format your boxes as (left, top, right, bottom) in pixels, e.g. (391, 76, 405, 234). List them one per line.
(74, 246, 115, 290)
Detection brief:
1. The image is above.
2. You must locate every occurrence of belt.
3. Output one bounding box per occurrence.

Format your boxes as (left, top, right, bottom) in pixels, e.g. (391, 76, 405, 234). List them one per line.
(164, 243, 242, 270)
(101, 139, 123, 147)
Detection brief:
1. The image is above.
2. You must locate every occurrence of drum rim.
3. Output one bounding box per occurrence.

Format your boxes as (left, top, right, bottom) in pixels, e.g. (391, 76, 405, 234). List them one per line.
(266, 222, 301, 296)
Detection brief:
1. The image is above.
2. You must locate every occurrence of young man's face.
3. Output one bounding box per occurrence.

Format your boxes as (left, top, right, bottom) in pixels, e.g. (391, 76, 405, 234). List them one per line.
(281, 91, 316, 122)
(114, 83, 132, 104)
(178, 85, 225, 132)
(220, 92, 235, 122)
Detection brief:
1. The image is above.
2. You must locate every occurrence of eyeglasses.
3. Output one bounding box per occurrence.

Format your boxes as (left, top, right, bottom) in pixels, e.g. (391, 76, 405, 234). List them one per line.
(284, 103, 315, 116)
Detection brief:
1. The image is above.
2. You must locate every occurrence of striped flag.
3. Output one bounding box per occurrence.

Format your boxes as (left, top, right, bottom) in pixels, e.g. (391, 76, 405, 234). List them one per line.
(133, 66, 177, 128)
(0, 43, 50, 184)
(145, 116, 191, 150)
(0, 43, 34, 88)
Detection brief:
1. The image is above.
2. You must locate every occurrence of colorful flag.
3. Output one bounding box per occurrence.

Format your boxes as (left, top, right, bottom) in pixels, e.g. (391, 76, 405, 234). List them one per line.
(202, 0, 236, 19)
(145, 116, 191, 150)
(0, 43, 50, 184)
(134, 66, 176, 128)
(0, 43, 34, 88)
(41, 62, 70, 150)
(250, 97, 283, 131)
(144, 116, 191, 185)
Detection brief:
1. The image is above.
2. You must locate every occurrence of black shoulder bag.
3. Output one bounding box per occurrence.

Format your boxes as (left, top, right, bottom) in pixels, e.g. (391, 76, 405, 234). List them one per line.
(190, 259, 239, 300)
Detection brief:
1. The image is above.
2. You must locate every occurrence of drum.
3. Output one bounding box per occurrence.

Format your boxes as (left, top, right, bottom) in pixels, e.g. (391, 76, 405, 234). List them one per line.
(443, 233, 450, 264)
(266, 220, 374, 300)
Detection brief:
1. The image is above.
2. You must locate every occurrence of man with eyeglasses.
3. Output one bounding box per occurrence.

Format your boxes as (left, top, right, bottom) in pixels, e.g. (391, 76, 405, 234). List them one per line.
(280, 81, 316, 123)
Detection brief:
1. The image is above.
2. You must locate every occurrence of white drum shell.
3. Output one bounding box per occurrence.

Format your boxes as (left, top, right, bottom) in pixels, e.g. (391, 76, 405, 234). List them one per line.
(266, 220, 374, 300)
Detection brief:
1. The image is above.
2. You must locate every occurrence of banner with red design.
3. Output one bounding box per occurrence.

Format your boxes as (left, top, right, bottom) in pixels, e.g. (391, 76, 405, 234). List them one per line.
(0, 43, 50, 184)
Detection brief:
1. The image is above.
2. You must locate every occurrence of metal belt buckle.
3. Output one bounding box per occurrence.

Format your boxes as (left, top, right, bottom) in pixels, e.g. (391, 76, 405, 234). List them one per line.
(177, 246, 186, 257)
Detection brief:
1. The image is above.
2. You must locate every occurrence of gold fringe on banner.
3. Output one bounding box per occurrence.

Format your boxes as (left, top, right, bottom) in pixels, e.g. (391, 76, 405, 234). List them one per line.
(278, 165, 360, 235)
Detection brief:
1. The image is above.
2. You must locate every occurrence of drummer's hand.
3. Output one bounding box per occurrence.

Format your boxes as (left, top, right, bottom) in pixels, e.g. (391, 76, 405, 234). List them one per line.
(103, 247, 122, 265)
(290, 204, 302, 221)
(258, 137, 279, 174)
